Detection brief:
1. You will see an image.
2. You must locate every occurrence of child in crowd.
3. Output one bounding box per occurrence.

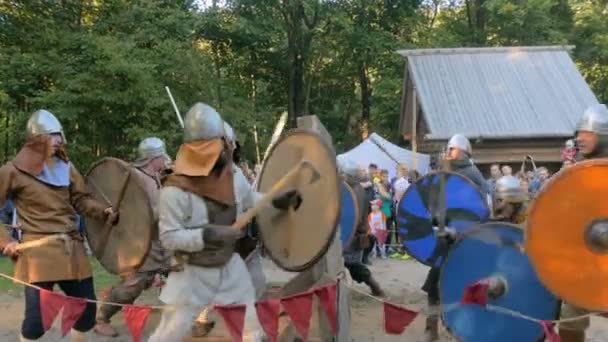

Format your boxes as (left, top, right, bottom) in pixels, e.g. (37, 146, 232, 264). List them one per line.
(368, 200, 387, 259)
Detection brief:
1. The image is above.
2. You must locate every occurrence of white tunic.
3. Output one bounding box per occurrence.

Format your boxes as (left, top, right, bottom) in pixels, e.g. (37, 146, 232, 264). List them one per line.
(157, 167, 259, 306)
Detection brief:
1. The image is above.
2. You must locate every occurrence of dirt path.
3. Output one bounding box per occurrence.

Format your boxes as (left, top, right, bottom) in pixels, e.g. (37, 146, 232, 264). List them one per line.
(0, 258, 607, 341)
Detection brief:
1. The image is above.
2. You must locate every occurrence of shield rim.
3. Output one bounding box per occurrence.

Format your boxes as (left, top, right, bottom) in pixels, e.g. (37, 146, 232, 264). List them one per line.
(84, 157, 153, 275)
(440, 221, 561, 341)
(340, 179, 359, 248)
(525, 159, 608, 310)
(256, 128, 342, 272)
(397, 170, 490, 267)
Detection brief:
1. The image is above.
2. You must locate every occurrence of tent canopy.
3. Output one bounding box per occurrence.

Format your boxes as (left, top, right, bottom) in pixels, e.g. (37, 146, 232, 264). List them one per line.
(337, 133, 431, 179)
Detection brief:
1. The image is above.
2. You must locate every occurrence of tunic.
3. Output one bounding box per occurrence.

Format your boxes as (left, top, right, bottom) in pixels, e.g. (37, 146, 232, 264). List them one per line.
(0, 162, 108, 283)
(158, 166, 260, 306)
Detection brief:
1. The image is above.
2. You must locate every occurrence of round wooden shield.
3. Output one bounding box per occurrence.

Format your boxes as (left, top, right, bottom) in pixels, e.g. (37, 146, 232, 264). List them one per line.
(339, 180, 358, 247)
(440, 222, 560, 342)
(256, 129, 341, 272)
(397, 171, 490, 267)
(84, 157, 153, 275)
(526, 159, 608, 310)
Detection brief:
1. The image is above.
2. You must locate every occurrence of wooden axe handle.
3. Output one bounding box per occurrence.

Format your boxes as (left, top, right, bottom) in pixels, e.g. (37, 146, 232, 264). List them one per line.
(232, 161, 316, 231)
(15, 235, 65, 251)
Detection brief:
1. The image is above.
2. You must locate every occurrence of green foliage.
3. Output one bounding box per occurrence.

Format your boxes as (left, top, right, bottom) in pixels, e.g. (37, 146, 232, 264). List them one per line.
(0, 0, 606, 167)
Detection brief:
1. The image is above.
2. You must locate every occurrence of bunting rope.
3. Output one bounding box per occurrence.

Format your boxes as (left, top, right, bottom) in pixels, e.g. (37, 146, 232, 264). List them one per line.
(343, 281, 600, 324)
(0, 270, 603, 327)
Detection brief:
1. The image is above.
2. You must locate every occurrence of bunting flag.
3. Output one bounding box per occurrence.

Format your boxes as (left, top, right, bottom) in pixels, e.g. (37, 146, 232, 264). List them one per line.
(461, 280, 490, 306)
(60, 297, 87, 336)
(314, 284, 338, 334)
(215, 304, 247, 342)
(123, 305, 152, 342)
(383, 302, 418, 335)
(540, 321, 560, 342)
(255, 299, 281, 342)
(39, 289, 65, 333)
(281, 291, 314, 341)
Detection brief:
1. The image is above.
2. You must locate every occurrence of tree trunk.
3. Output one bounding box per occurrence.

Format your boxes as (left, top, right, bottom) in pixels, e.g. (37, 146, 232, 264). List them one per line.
(358, 63, 371, 140)
(282, 0, 319, 127)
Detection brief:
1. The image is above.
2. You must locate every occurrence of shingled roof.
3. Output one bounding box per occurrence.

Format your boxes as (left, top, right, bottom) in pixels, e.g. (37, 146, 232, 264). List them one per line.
(398, 46, 600, 140)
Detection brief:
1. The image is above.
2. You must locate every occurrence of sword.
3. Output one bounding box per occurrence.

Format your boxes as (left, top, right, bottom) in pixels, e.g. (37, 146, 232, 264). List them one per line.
(165, 86, 184, 129)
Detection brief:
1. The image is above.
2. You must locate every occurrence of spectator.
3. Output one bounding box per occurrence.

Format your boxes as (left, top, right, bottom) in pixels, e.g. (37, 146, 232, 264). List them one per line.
(375, 170, 393, 256)
(368, 163, 380, 183)
(561, 139, 577, 162)
(487, 164, 502, 196)
(392, 164, 410, 206)
(501, 165, 513, 176)
(368, 200, 387, 259)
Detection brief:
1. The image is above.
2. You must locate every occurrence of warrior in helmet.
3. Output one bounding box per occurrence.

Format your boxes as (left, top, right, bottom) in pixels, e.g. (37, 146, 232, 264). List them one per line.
(148, 103, 300, 341)
(491, 175, 528, 224)
(338, 159, 386, 297)
(557, 103, 608, 342)
(94, 137, 171, 337)
(191, 122, 267, 338)
(0, 110, 117, 342)
(422, 134, 487, 341)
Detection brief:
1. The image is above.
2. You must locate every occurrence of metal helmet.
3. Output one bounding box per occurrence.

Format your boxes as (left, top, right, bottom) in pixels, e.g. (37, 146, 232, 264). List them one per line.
(26, 109, 66, 142)
(447, 134, 472, 156)
(224, 122, 237, 149)
(135, 137, 167, 165)
(183, 102, 226, 143)
(575, 104, 608, 135)
(495, 176, 527, 203)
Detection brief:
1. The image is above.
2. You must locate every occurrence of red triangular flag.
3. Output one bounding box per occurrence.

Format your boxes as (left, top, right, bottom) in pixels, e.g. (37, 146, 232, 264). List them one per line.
(540, 321, 560, 342)
(61, 297, 87, 336)
(255, 299, 280, 342)
(123, 305, 152, 342)
(314, 284, 337, 334)
(40, 289, 65, 332)
(281, 291, 314, 341)
(461, 281, 490, 306)
(383, 302, 418, 335)
(215, 304, 247, 342)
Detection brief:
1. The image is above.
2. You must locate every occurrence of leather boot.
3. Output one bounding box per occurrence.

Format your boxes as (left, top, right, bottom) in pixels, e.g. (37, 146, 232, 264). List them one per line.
(70, 329, 88, 342)
(559, 328, 585, 342)
(424, 315, 439, 342)
(366, 276, 386, 297)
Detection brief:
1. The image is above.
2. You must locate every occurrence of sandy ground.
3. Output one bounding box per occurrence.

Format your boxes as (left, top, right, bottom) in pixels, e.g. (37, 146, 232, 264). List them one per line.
(0, 257, 607, 341)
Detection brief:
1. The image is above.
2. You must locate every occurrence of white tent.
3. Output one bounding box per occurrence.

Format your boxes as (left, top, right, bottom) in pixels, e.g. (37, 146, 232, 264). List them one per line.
(337, 133, 431, 179)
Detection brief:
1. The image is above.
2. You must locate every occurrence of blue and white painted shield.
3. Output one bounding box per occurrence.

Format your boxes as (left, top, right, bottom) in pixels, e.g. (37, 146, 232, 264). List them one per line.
(339, 181, 359, 247)
(440, 222, 560, 342)
(397, 171, 489, 267)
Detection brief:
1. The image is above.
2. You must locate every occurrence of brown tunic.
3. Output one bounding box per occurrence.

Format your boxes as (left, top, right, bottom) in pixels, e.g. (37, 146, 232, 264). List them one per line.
(0, 162, 108, 283)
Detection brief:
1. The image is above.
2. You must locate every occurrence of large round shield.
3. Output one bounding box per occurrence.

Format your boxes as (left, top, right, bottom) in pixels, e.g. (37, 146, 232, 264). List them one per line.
(256, 129, 341, 272)
(527, 159, 608, 310)
(397, 171, 490, 267)
(440, 222, 560, 342)
(339, 180, 358, 247)
(84, 157, 153, 275)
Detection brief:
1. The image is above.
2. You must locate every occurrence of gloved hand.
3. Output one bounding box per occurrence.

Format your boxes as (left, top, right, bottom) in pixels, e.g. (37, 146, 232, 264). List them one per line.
(201, 224, 241, 245)
(272, 189, 303, 211)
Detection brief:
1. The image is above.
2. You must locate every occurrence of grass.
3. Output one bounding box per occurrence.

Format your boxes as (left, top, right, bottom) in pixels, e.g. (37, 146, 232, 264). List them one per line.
(0, 256, 121, 297)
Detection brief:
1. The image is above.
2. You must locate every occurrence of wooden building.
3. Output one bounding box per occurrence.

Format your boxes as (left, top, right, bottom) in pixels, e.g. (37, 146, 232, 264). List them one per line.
(397, 46, 600, 173)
